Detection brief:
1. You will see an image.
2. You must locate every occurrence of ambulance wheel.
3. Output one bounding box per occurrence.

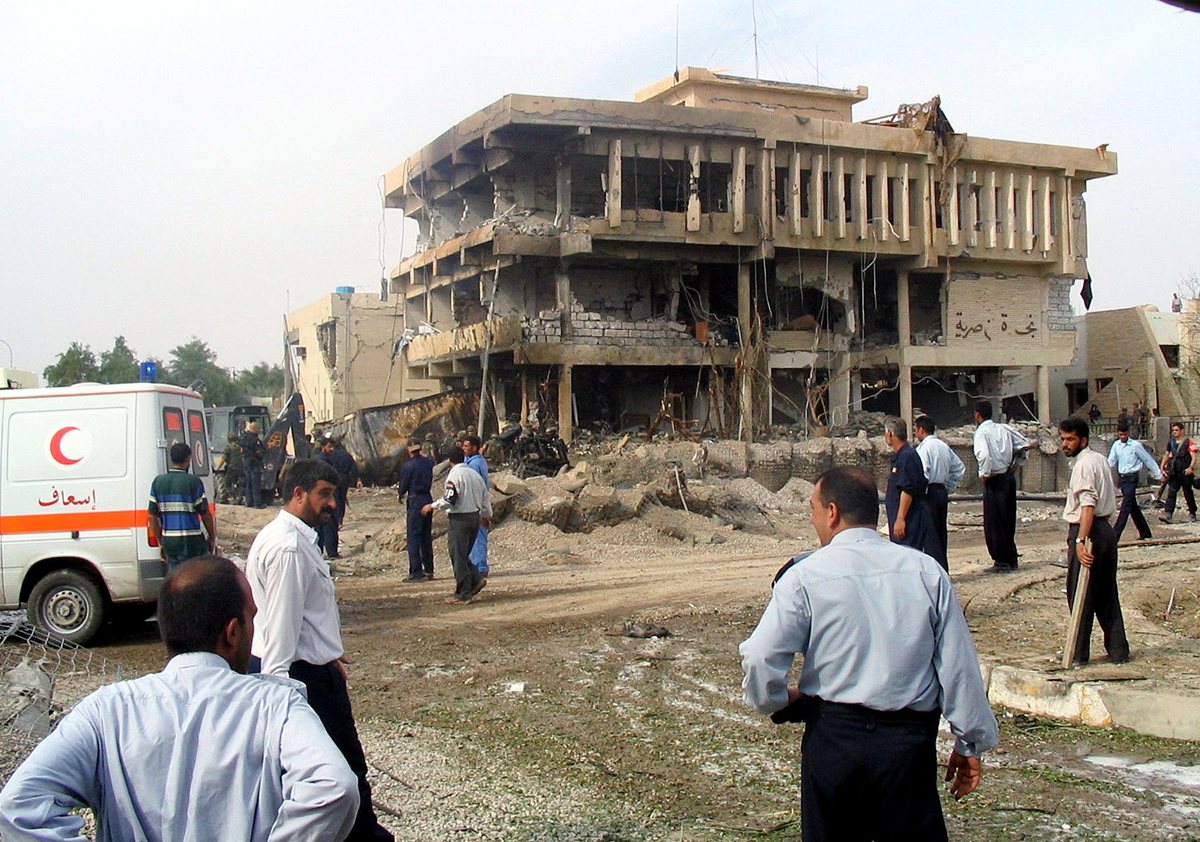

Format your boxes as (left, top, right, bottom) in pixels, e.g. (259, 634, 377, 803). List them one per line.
(27, 570, 106, 645)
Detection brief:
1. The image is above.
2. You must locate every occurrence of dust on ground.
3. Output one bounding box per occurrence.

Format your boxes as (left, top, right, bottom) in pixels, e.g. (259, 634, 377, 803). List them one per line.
(80, 476, 1200, 840)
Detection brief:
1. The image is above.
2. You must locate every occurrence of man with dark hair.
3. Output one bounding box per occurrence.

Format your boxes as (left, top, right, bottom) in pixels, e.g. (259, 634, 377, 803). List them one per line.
(740, 467, 998, 841)
(246, 459, 394, 841)
(148, 441, 215, 570)
(1108, 420, 1162, 540)
(1160, 421, 1198, 524)
(914, 415, 965, 569)
(0, 555, 359, 841)
(460, 433, 491, 581)
(422, 445, 492, 605)
(316, 437, 363, 560)
(1060, 418, 1129, 665)
(883, 417, 940, 560)
(972, 399, 1035, 572)
(397, 440, 435, 581)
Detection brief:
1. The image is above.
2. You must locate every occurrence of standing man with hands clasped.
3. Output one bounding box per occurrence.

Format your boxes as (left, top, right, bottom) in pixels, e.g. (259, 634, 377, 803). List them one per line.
(397, 439, 435, 582)
(245, 459, 394, 841)
(739, 467, 998, 841)
(914, 415, 965, 570)
(1060, 418, 1129, 665)
(973, 400, 1036, 572)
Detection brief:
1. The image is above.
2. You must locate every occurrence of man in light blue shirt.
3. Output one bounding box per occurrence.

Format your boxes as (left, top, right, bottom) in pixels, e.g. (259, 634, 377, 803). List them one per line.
(0, 556, 359, 842)
(461, 434, 491, 585)
(740, 467, 998, 842)
(914, 415, 966, 569)
(1108, 419, 1164, 540)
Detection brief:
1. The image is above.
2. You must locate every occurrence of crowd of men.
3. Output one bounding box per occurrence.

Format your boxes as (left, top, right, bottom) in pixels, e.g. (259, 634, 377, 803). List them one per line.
(0, 408, 1181, 840)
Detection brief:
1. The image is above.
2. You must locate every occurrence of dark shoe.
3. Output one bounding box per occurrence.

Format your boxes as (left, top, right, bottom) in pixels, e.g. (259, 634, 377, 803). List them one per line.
(470, 576, 488, 597)
(403, 575, 427, 583)
(444, 595, 471, 605)
(1190, 513, 1196, 523)
(1108, 652, 1131, 664)
(425, 572, 435, 580)
(1160, 514, 1173, 524)
(1152, 500, 1166, 509)
(989, 564, 1017, 574)
(1137, 533, 1152, 541)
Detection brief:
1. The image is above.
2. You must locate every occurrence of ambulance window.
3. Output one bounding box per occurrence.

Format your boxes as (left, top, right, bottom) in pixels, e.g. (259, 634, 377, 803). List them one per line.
(163, 408, 185, 450)
(188, 411, 210, 476)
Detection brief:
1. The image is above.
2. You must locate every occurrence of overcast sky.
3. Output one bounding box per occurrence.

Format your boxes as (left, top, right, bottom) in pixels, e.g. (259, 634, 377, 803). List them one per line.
(2, 1, 1197, 378)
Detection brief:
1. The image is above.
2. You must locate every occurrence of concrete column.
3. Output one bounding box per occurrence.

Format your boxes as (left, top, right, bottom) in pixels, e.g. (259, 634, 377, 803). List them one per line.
(558, 364, 573, 444)
(830, 366, 851, 425)
(555, 261, 572, 340)
(897, 270, 911, 347)
(850, 370, 863, 411)
(520, 370, 530, 427)
(899, 363, 913, 427)
(738, 263, 754, 440)
(1037, 365, 1052, 426)
(494, 372, 508, 430)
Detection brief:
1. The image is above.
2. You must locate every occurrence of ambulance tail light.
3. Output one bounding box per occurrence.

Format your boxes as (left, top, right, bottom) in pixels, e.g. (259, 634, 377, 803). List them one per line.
(148, 532, 159, 548)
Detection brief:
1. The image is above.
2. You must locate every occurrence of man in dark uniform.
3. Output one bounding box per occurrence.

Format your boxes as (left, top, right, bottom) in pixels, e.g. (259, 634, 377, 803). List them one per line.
(884, 417, 941, 560)
(397, 440, 435, 581)
(316, 438, 362, 560)
(238, 422, 266, 509)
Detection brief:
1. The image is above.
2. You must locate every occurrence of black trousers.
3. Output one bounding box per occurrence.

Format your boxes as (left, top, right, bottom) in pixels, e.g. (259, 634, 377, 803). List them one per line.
(318, 486, 350, 557)
(982, 471, 1019, 568)
(289, 660, 394, 841)
(1066, 519, 1129, 663)
(406, 496, 434, 577)
(1113, 473, 1151, 540)
(243, 463, 262, 508)
(1165, 473, 1196, 517)
(447, 512, 481, 599)
(926, 483, 949, 570)
(800, 701, 945, 842)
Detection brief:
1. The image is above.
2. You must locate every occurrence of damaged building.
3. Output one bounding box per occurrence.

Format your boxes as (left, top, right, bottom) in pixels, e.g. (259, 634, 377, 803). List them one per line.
(384, 67, 1115, 442)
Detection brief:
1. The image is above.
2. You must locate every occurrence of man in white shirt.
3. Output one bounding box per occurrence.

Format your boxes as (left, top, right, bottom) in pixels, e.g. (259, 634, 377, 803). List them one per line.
(972, 400, 1034, 573)
(422, 444, 493, 605)
(1060, 417, 1129, 665)
(0, 555, 359, 842)
(914, 415, 966, 570)
(246, 459, 394, 841)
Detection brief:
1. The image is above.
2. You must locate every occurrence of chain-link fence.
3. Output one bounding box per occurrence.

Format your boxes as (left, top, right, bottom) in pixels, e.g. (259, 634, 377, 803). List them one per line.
(0, 616, 127, 781)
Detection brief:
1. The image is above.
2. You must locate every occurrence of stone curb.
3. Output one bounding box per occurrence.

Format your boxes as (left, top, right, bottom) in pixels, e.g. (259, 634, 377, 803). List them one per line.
(980, 659, 1200, 741)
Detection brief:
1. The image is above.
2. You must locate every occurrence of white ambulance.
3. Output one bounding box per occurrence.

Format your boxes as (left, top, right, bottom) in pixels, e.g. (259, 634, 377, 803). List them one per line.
(0, 382, 214, 643)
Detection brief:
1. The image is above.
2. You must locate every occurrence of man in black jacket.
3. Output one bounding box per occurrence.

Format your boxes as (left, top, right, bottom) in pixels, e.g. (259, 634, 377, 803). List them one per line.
(316, 438, 362, 559)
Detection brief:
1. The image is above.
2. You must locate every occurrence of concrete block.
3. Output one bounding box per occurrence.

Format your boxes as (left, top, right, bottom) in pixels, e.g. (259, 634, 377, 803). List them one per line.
(1098, 686, 1200, 741)
(987, 666, 1112, 727)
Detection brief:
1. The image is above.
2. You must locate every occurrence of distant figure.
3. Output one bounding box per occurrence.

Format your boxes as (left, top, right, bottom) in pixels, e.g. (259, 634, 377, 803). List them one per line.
(883, 418, 940, 562)
(148, 442, 215, 570)
(1172, 293, 1183, 313)
(973, 400, 1036, 573)
(316, 438, 362, 561)
(398, 440, 435, 582)
(1087, 404, 1101, 423)
(739, 467, 998, 841)
(913, 415, 966, 570)
(460, 434, 491, 582)
(422, 445, 492, 605)
(422, 432, 439, 460)
(0, 555, 360, 841)
(239, 421, 267, 509)
(1108, 420, 1163, 541)
(1060, 418, 1129, 665)
(1160, 422, 1198, 524)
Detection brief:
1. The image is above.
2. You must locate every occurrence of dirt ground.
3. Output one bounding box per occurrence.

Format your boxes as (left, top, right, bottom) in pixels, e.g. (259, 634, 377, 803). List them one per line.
(87, 487, 1200, 841)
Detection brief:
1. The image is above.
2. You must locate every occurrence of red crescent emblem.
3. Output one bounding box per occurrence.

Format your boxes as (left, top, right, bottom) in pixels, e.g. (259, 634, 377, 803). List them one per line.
(50, 426, 83, 465)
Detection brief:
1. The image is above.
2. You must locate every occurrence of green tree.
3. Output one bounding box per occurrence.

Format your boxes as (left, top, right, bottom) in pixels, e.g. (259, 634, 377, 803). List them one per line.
(97, 335, 141, 384)
(43, 342, 99, 386)
(238, 362, 285, 398)
(163, 338, 248, 406)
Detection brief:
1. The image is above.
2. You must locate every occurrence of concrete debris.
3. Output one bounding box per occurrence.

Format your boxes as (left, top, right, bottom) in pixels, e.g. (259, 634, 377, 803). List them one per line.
(621, 622, 673, 639)
(1, 660, 54, 740)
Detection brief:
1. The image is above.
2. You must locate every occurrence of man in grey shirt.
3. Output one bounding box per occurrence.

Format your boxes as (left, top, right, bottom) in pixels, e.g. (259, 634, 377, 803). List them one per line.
(740, 467, 998, 841)
(423, 445, 492, 605)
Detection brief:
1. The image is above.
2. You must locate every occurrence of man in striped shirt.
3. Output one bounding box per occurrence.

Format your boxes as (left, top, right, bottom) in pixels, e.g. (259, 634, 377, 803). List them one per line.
(149, 442, 216, 570)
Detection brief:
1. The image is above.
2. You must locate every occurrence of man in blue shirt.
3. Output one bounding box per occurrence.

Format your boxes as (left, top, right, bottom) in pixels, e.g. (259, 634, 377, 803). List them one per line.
(397, 440, 435, 581)
(740, 467, 998, 841)
(0, 555, 359, 841)
(883, 418, 941, 561)
(148, 442, 216, 570)
(461, 434, 491, 585)
(1108, 420, 1164, 540)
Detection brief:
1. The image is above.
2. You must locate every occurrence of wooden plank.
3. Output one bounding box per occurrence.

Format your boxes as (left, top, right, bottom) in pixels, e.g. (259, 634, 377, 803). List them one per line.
(732, 146, 747, 234)
(1063, 565, 1091, 669)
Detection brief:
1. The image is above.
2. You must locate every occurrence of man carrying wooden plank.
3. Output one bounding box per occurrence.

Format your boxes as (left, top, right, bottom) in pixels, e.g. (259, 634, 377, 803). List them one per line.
(1059, 417, 1130, 666)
